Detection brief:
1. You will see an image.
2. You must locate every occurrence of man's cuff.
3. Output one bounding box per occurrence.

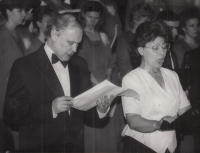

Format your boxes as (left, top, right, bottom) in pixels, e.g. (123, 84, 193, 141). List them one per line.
(97, 107, 110, 118)
(52, 106, 58, 118)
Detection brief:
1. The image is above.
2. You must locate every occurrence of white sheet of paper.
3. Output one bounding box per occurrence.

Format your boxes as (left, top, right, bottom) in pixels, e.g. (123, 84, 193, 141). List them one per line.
(72, 80, 139, 111)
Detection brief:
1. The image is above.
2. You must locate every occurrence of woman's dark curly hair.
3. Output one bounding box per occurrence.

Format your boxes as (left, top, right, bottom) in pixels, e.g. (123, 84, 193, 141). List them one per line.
(129, 21, 171, 67)
(134, 21, 171, 48)
(79, 1, 105, 32)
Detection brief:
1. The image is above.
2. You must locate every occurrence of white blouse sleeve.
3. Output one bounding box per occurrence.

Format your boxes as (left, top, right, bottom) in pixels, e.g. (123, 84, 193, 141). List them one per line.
(122, 75, 142, 117)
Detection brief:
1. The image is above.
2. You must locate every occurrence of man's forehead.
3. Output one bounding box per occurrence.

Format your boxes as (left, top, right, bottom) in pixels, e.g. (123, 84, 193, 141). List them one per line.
(164, 20, 179, 27)
(63, 27, 83, 42)
(65, 26, 83, 32)
(59, 26, 82, 35)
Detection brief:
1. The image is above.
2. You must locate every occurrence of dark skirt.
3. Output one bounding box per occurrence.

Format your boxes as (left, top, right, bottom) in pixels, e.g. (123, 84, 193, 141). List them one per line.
(122, 136, 171, 153)
(122, 136, 156, 153)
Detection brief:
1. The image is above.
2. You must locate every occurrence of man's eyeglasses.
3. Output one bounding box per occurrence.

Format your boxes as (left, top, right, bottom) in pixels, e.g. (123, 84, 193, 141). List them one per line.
(145, 43, 170, 54)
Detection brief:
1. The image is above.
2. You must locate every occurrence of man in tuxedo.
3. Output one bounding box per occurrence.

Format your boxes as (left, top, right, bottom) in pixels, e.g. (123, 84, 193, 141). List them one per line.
(3, 13, 112, 152)
(156, 9, 179, 70)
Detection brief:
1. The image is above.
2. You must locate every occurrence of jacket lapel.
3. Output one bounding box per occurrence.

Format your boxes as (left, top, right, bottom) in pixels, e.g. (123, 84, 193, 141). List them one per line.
(68, 62, 80, 98)
(68, 57, 81, 117)
(33, 45, 65, 97)
(33, 47, 82, 119)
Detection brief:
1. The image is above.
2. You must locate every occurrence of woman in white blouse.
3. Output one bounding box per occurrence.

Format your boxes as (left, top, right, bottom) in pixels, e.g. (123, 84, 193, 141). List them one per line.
(122, 21, 191, 153)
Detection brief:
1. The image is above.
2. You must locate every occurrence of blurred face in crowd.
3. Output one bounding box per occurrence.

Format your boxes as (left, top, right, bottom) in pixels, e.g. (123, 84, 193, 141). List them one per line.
(7, 8, 26, 26)
(164, 21, 179, 41)
(183, 18, 199, 38)
(83, 11, 101, 30)
(133, 15, 150, 28)
(37, 15, 52, 33)
(51, 26, 83, 61)
(138, 37, 169, 69)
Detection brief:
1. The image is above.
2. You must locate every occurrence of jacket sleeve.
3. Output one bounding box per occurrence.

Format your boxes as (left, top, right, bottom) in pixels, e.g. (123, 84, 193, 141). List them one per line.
(85, 107, 110, 128)
(3, 60, 54, 131)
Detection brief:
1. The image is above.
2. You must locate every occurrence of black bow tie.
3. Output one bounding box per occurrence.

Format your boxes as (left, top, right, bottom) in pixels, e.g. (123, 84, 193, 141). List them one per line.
(51, 54, 68, 68)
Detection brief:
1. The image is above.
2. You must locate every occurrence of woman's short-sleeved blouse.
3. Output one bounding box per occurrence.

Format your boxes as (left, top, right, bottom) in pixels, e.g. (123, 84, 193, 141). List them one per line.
(122, 67, 190, 153)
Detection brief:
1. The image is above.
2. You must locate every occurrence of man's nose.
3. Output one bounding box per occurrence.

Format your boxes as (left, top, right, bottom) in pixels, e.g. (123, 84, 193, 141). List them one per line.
(71, 43, 78, 52)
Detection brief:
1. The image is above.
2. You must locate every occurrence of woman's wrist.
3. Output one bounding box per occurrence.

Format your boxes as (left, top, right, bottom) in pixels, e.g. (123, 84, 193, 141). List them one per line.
(153, 120, 163, 131)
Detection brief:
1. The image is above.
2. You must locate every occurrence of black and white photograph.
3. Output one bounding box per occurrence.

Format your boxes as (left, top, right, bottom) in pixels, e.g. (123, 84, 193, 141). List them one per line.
(0, 0, 200, 152)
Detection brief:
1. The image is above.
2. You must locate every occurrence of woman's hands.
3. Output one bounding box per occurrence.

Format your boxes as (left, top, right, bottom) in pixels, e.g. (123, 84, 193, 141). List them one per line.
(96, 95, 114, 113)
(162, 115, 178, 123)
(156, 115, 178, 130)
(126, 114, 177, 133)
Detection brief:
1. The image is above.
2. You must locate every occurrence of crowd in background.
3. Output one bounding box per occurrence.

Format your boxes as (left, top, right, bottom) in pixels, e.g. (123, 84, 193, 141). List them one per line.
(1, 0, 200, 152)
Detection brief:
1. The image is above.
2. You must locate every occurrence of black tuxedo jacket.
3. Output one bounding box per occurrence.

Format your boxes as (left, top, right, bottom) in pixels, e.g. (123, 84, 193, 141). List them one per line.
(3, 45, 107, 152)
(181, 46, 200, 105)
(182, 46, 200, 70)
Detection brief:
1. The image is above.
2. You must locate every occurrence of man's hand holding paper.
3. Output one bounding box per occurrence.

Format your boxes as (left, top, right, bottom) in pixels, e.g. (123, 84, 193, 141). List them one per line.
(72, 80, 139, 111)
(52, 96, 74, 114)
(96, 95, 114, 113)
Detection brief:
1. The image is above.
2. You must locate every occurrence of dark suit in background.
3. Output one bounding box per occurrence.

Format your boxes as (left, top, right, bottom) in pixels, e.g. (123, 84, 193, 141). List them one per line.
(182, 46, 200, 70)
(182, 46, 200, 104)
(162, 49, 179, 70)
(182, 46, 200, 153)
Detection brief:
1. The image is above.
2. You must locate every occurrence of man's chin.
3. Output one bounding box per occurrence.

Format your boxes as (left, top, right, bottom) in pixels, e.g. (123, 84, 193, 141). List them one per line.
(63, 56, 71, 61)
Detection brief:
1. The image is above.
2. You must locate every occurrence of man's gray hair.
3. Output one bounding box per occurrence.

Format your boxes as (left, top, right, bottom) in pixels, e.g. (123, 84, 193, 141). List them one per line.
(45, 13, 82, 37)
